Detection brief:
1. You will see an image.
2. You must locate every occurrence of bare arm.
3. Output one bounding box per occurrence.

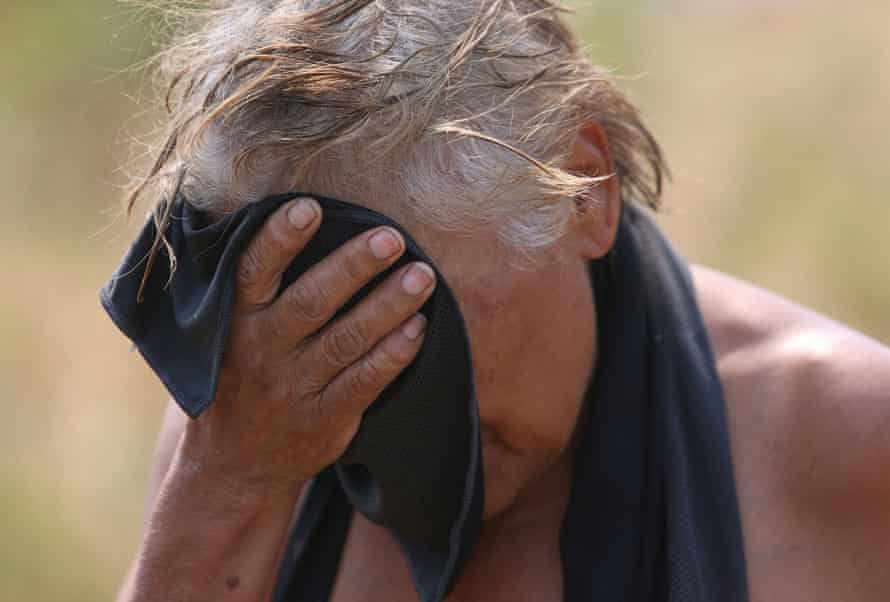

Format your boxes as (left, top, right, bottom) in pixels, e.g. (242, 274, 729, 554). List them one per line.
(118, 426, 301, 601)
(116, 197, 437, 601)
(116, 401, 187, 601)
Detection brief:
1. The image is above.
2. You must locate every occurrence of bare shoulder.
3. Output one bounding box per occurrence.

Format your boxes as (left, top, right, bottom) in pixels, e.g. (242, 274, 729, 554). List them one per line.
(691, 263, 890, 509)
(691, 265, 890, 365)
(693, 267, 890, 509)
(691, 265, 890, 599)
(692, 263, 890, 386)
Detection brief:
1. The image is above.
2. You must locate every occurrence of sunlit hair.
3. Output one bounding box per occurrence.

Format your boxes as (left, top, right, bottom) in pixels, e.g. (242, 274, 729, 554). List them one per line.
(127, 0, 666, 288)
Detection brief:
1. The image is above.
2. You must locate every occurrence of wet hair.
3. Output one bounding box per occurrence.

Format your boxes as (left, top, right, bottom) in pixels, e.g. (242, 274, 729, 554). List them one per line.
(127, 0, 666, 278)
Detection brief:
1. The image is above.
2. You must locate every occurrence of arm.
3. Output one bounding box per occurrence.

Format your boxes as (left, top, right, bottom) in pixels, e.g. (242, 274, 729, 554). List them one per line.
(118, 402, 301, 601)
(115, 197, 437, 601)
(118, 423, 301, 602)
(116, 401, 187, 602)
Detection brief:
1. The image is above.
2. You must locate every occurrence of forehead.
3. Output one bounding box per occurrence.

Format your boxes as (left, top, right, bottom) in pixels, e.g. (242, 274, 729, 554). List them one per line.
(401, 218, 565, 322)
(403, 220, 514, 292)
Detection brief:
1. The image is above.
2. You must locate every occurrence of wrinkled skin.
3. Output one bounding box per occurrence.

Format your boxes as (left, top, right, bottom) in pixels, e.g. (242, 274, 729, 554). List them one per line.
(117, 124, 890, 602)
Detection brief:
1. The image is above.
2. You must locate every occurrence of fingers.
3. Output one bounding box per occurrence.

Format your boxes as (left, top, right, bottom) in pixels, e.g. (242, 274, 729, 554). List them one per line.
(262, 225, 409, 345)
(302, 261, 437, 383)
(235, 198, 321, 310)
(319, 313, 428, 415)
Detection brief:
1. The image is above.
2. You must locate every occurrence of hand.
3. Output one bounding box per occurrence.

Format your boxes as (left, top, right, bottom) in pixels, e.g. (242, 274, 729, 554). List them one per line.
(181, 196, 436, 503)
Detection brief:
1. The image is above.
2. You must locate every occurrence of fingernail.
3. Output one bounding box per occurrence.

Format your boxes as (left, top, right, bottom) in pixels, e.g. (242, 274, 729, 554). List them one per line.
(401, 263, 435, 295)
(288, 198, 318, 229)
(368, 228, 402, 260)
(402, 314, 427, 340)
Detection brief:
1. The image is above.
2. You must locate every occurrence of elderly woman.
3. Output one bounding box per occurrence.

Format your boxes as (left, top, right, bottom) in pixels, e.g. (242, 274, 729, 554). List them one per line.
(108, 2, 890, 601)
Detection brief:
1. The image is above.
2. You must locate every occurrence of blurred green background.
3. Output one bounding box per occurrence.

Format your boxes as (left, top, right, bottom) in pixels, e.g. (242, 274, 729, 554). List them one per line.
(1, 1, 887, 600)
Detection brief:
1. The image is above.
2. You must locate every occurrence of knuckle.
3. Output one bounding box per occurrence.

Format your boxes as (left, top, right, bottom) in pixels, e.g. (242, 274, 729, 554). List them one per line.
(232, 351, 279, 396)
(284, 279, 330, 324)
(321, 322, 368, 368)
(373, 286, 404, 319)
(233, 332, 275, 378)
(267, 212, 292, 238)
(338, 247, 370, 284)
(236, 245, 267, 289)
(267, 215, 302, 249)
(351, 355, 388, 396)
(299, 373, 328, 397)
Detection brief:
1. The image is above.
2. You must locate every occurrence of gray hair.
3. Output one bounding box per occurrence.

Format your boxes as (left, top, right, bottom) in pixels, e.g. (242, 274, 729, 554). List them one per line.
(128, 0, 666, 280)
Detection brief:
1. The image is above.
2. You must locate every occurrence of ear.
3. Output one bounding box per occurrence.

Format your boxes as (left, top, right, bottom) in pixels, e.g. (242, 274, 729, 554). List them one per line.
(565, 122, 621, 259)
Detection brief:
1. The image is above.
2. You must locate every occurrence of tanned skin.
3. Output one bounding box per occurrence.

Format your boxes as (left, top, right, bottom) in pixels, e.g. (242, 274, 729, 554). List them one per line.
(116, 124, 890, 602)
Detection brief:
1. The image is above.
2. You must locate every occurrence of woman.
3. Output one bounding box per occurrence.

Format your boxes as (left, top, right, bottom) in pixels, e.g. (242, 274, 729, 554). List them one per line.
(110, 2, 890, 601)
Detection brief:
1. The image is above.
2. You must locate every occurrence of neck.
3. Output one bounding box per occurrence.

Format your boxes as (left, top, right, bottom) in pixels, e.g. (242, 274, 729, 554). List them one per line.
(483, 450, 575, 540)
(447, 451, 575, 602)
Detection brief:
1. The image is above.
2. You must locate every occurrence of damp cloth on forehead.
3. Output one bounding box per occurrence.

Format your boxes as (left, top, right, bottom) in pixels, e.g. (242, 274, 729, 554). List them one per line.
(99, 193, 484, 602)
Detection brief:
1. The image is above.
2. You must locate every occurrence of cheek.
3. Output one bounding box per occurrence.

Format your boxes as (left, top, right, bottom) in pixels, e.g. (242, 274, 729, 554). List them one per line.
(465, 289, 594, 470)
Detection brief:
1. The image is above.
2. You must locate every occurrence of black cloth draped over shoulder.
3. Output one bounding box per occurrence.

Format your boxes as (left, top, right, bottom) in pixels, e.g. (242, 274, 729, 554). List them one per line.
(99, 194, 748, 602)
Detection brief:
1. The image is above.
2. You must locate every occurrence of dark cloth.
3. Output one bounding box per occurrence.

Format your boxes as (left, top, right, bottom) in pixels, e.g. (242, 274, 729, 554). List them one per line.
(100, 195, 749, 602)
(560, 203, 748, 601)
